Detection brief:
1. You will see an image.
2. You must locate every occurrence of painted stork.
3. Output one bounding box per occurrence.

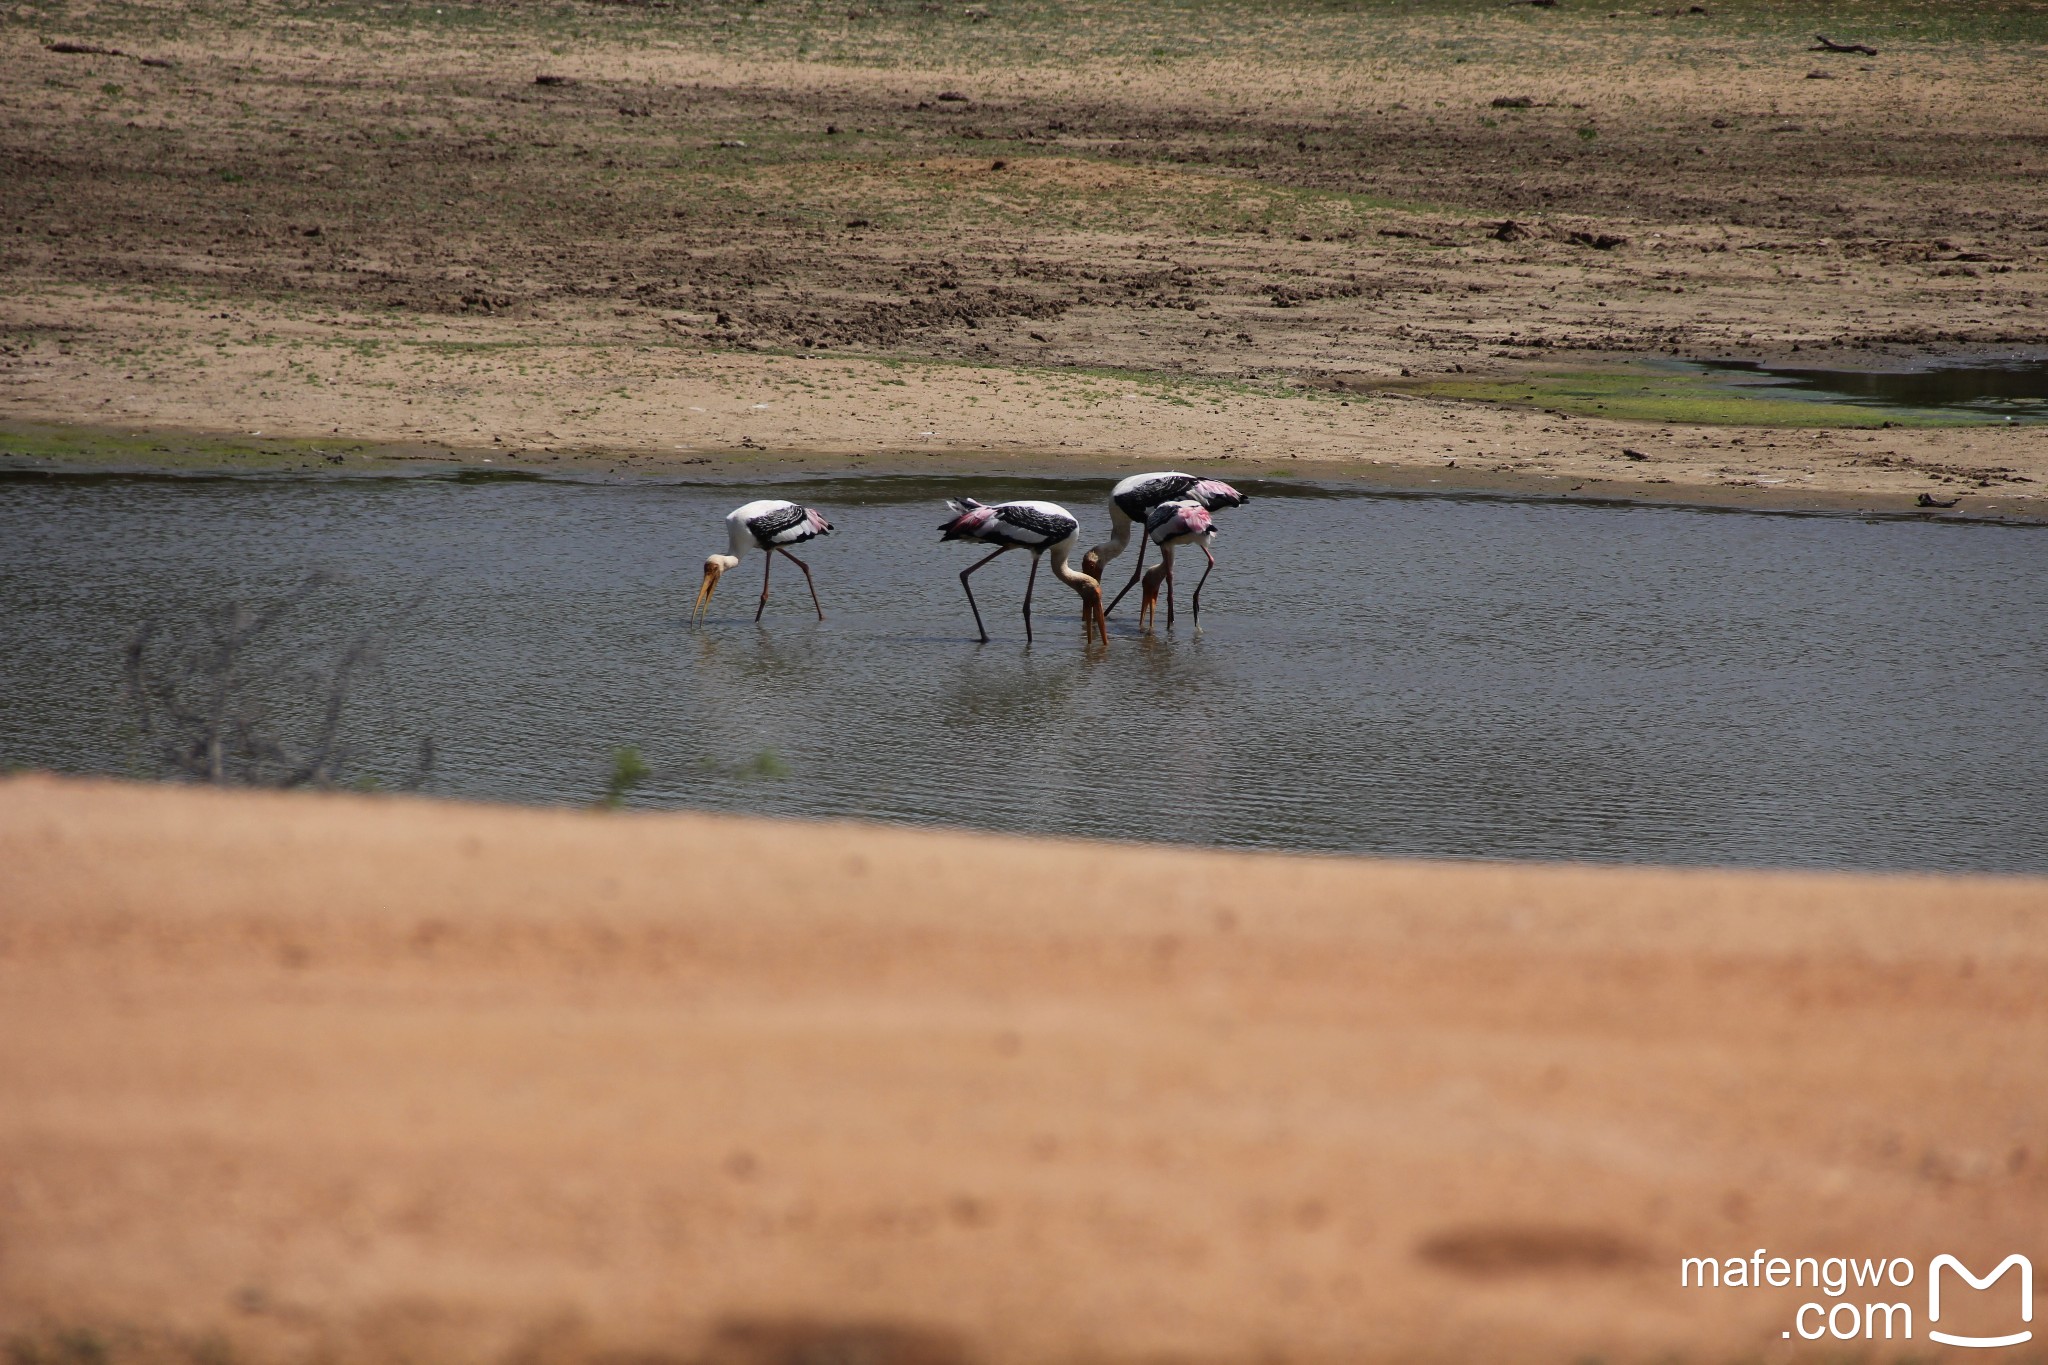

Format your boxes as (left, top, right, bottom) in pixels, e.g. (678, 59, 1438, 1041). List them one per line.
(1080, 471, 1247, 617)
(1136, 499, 1219, 631)
(938, 498, 1108, 646)
(692, 498, 834, 623)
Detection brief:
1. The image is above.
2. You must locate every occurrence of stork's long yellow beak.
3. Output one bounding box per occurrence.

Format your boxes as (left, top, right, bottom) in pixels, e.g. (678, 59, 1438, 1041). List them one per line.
(1084, 585, 1109, 648)
(692, 563, 723, 622)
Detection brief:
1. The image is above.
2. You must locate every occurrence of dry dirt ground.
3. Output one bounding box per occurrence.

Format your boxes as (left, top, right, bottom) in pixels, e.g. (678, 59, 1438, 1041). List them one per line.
(3, 774, 2047, 1365)
(2, 0, 2047, 515)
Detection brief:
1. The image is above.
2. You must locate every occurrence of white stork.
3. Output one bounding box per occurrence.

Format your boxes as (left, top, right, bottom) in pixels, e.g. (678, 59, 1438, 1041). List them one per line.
(1136, 498, 1218, 631)
(938, 498, 1107, 646)
(692, 498, 834, 623)
(1080, 470, 1247, 617)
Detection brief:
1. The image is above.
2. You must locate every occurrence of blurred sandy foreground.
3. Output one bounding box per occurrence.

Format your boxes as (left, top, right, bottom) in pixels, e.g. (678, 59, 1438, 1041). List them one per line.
(1, 774, 2042, 1365)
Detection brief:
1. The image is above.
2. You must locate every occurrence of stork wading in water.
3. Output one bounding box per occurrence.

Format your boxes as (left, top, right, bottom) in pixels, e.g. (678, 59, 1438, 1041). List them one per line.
(1081, 471, 1247, 618)
(1136, 499, 1219, 631)
(692, 499, 834, 624)
(939, 498, 1108, 646)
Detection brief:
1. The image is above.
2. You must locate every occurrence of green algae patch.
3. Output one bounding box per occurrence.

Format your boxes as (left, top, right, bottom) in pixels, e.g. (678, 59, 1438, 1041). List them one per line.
(0, 420, 463, 475)
(1395, 369, 1984, 429)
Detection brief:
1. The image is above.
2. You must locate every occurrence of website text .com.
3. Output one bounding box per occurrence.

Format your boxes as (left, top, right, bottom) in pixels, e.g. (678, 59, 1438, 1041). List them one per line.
(1680, 1251, 2033, 1346)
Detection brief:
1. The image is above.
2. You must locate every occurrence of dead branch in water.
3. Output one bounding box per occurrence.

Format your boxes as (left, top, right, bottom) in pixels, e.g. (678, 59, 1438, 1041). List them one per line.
(123, 572, 433, 791)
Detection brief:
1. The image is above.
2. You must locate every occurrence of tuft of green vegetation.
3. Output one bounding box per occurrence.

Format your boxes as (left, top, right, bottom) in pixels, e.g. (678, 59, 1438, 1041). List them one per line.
(599, 745, 650, 809)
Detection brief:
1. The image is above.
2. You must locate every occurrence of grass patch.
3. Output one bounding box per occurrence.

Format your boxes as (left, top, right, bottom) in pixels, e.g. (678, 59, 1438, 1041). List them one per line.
(55, 0, 2047, 66)
(0, 419, 443, 472)
(672, 152, 1406, 237)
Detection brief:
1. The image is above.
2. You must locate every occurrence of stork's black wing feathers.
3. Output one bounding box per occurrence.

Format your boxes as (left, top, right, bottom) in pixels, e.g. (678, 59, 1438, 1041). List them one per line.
(995, 503, 1078, 542)
(745, 502, 810, 544)
(1113, 473, 1199, 520)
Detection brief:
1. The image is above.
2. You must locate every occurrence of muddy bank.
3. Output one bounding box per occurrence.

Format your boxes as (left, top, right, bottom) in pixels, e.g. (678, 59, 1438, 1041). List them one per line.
(2, 775, 2044, 1364)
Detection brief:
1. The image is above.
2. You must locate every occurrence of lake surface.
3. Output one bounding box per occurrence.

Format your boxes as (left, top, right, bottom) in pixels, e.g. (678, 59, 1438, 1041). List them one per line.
(3, 471, 2045, 873)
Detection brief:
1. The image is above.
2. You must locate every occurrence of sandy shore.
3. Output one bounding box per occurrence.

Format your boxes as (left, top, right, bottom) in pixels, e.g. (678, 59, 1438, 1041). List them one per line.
(4, 340, 2046, 525)
(3, 774, 2044, 1364)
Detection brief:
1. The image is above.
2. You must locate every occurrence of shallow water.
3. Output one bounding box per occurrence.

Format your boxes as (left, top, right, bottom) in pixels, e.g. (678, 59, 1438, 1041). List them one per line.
(1691, 354, 2048, 421)
(2, 471, 2045, 872)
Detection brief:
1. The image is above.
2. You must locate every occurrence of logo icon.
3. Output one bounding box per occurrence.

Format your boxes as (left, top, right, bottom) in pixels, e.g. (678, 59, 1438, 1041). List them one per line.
(1929, 1254, 2033, 1349)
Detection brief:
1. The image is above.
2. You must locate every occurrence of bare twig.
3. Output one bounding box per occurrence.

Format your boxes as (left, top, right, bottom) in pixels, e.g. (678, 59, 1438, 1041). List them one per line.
(1812, 34, 1879, 56)
(122, 573, 433, 792)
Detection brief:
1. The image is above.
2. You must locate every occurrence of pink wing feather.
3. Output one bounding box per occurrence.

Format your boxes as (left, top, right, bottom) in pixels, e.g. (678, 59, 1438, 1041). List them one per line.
(1188, 478, 1247, 510)
(938, 501, 997, 540)
(1149, 502, 1212, 543)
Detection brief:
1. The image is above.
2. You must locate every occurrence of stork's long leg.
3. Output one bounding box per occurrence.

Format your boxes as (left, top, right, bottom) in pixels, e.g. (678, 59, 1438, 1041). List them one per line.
(1103, 537, 1148, 618)
(1164, 559, 1176, 628)
(755, 548, 774, 622)
(779, 549, 825, 621)
(1021, 551, 1040, 643)
(1190, 543, 1216, 628)
(959, 545, 1008, 643)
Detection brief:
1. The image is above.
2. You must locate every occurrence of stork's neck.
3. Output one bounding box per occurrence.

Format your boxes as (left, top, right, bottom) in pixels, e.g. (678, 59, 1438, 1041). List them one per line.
(1048, 541, 1096, 588)
(1086, 510, 1134, 564)
(726, 522, 757, 559)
